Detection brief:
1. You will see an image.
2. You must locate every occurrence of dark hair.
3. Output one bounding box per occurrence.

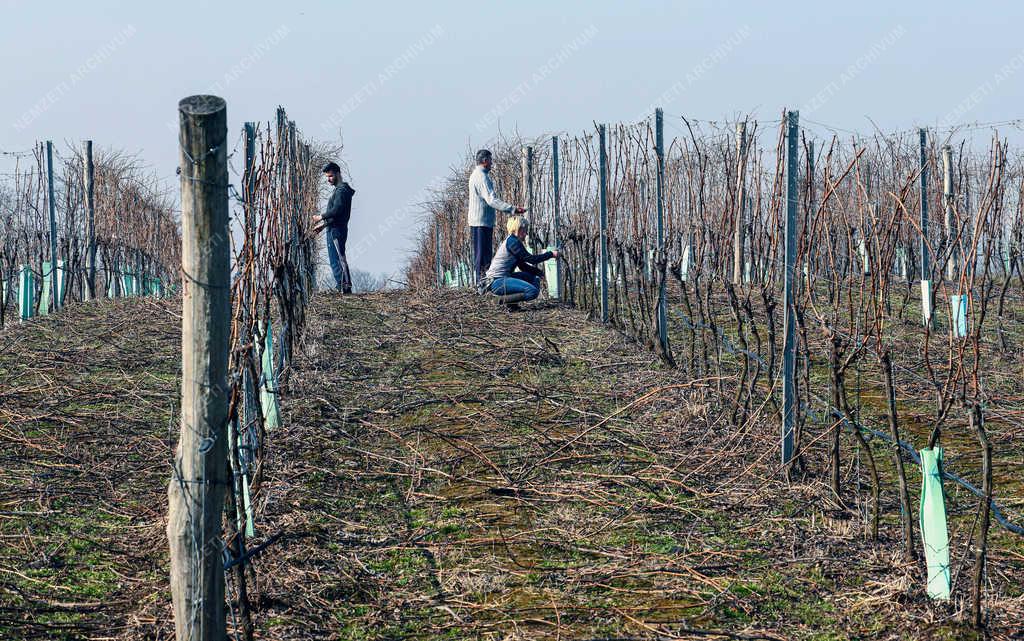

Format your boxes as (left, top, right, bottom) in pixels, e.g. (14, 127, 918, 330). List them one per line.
(322, 162, 341, 174)
(475, 149, 492, 164)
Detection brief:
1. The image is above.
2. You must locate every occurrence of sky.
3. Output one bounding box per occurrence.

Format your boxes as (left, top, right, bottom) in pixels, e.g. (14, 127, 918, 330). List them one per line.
(4, 0, 1024, 280)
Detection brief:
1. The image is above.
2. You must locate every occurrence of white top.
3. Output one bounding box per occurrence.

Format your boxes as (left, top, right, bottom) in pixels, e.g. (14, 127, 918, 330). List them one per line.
(466, 165, 513, 227)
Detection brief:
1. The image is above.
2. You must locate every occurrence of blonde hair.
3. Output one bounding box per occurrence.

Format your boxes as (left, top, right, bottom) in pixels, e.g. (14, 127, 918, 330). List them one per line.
(507, 215, 530, 235)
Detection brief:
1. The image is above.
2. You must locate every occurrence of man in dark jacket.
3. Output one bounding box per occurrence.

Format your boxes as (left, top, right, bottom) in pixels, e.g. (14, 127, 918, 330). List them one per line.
(313, 162, 355, 293)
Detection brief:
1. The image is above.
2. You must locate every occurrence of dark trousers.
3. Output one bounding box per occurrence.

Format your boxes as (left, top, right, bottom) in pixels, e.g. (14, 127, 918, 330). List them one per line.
(471, 225, 493, 283)
(326, 225, 352, 292)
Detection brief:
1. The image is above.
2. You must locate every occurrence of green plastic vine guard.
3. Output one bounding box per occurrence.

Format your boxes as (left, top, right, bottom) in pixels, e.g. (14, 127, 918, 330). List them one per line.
(241, 474, 254, 537)
(544, 247, 559, 298)
(858, 239, 871, 275)
(455, 261, 472, 287)
(144, 276, 163, 298)
(18, 265, 35, 321)
(896, 246, 908, 279)
(107, 267, 119, 298)
(919, 447, 951, 600)
(921, 280, 933, 326)
(227, 421, 256, 538)
(950, 295, 968, 338)
(56, 259, 66, 305)
(259, 321, 280, 430)
(39, 261, 52, 316)
(122, 271, 143, 297)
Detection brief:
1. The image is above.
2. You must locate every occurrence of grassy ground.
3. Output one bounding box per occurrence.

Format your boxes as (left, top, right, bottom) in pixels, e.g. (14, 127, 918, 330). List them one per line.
(0, 298, 179, 640)
(0, 290, 1021, 640)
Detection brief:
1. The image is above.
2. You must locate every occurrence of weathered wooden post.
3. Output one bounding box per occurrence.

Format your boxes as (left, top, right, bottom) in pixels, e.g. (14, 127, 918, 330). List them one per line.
(167, 94, 231, 641)
(598, 124, 609, 323)
(941, 144, 958, 282)
(522, 145, 534, 212)
(434, 218, 443, 288)
(46, 141, 59, 311)
(805, 140, 815, 286)
(84, 140, 96, 300)
(919, 129, 932, 327)
(733, 122, 748, 285)
(522, 145, 535, 253)
(782, 111, 799, 468)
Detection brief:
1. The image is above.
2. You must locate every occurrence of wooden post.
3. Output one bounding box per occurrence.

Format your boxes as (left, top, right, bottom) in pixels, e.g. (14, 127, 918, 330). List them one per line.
(287, 121, 302, 289)
(522, 145, 534, 212)
(84, 141, 96, 300)
(782, 111, 799, 469)
(434, 218, 443, 287)
(522, 145, 535, 252)
(942, 144, 958, 282)
(46, 141, 59, 311)
(919, 129, 932, 327)
(733, 122, 748, 285)
(806, 140, 815, 285)
(167, 94, 231, 641)
(598, 124, 609, 323)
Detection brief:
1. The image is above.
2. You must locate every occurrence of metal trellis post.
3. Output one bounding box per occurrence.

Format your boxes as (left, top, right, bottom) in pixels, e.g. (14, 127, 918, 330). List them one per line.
(552, 135, 561, 300)
(782, 111, 799, 468)
(84, 140, 96, 300)
(598, 124, 609, 323)
(46, 141, 59, 311)
(655, 108, 668, 354)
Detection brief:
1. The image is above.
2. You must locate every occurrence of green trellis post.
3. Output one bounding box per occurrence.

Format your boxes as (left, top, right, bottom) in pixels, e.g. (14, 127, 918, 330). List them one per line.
(782, 110, 799, 468)
(598, 123, 609, 323)
(46, 141, 59, 311)
(551, 135, 561, 300)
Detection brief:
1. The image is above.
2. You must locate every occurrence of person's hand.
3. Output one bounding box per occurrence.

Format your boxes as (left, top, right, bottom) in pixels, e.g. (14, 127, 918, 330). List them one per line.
(514, 206, 527, 214)
(551, 249, 560, 258)
(312, 214, 322, 223)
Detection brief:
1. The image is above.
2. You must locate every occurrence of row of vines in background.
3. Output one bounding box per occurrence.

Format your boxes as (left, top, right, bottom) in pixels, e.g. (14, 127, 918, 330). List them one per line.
(0, 142, 180, 327)
(409, 111, 1024, 626)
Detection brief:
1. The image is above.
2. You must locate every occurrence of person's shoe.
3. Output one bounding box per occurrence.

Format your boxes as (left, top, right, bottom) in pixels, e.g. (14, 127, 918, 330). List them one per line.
(475, 281, 488, 295)
(342, 287, 353, 295)
(494, 292, 529, 306)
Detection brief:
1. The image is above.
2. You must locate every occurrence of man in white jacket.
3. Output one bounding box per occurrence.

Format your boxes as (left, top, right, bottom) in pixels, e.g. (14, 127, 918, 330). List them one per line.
(467, 149, 525, 286)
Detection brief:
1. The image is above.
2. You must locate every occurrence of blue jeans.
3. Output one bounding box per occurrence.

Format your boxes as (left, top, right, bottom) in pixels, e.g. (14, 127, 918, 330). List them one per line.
(489, 272, 540, 301)
(326, 225, 352, 292)
(471, 226, 493, 283)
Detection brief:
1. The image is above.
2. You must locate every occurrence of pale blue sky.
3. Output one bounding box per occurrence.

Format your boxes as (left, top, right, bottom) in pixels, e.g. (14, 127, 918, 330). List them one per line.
(4, 0, 1023, 278)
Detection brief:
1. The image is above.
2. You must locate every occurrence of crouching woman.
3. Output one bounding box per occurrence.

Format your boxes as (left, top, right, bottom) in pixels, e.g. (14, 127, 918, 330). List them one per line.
(484, 215, 560, 304)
